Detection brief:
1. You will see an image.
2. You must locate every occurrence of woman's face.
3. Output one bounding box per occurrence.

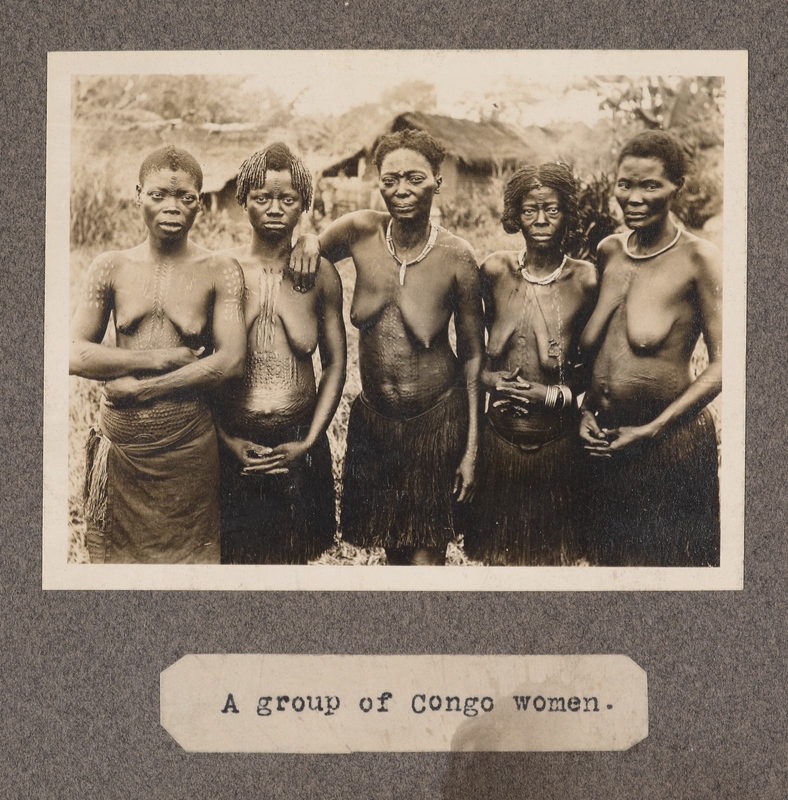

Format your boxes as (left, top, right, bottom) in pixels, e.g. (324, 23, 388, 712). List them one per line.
(518, 186, 565, 251)
(615, 156, 682, 230)
(378, 148, 440, 223)
(245, 169, 303, 239)
(136, 168, 201, 242)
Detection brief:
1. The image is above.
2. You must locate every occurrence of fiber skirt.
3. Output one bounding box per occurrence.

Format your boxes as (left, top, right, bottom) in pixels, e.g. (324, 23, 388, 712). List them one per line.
(219, 424, 336, 565)
(463, 419, 582, 566)
(340, 389, 468, 550)
(584, 408, 720, 566)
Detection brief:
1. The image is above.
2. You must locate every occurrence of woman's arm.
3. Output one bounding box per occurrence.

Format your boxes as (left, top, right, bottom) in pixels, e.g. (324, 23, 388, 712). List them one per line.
(104, 256, 247, 405)
(453, 243, 485, 503)
(264, 260, 347, 470)
(69, 254, 201, 380)
(289, 211, 384, 291)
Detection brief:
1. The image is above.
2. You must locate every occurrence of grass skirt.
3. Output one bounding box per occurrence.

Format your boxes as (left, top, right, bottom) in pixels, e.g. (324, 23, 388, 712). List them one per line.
(340, 389, 468, 550)
(219, 424, 335, 565)
(584, 408, 720, 566)
(463, 419, 582, 566)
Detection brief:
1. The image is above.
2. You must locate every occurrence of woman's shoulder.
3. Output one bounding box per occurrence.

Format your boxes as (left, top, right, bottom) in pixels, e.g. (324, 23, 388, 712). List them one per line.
(480, 250, 519, 278)
(596, 231, 628, 257)
(435, 226, 478, 264)
(563, 256, 598, 290)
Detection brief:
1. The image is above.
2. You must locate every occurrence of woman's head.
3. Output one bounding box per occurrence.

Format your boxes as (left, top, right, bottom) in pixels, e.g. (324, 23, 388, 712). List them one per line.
(235, 142, 313, 210)
(373, 130, 446, 176)
(615, 131, 686, 230)
(617, 130, 687, 185)
(501, 163, 581, 252)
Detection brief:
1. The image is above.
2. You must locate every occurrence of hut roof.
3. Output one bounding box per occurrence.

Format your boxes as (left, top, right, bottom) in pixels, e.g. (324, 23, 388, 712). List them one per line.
(321, 112, 538, 177)
(387, 112, 536, 167)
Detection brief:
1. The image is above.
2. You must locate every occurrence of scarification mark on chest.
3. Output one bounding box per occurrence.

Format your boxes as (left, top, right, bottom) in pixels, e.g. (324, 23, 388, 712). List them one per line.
(255, 269, 283, 352)
(143, 261, 178, 349)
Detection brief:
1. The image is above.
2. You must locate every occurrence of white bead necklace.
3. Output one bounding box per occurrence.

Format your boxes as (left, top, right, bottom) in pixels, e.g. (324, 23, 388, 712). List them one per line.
(386, 219, 439, 285)
(518, 248, 567, 285)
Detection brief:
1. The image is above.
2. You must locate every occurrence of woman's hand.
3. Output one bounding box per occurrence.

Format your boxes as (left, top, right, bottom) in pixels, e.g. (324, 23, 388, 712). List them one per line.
(579, 407, 609, 453)
(222, 435, 283, 475)
(103, 376, 141, 406)
(601, 424, 658, 456)
(288, 234, 322, 293)
(580, 409, 658, 458)
(490, 368, 547, 415)
(151, 346, 205, 373)
(453, 450, 476, 503)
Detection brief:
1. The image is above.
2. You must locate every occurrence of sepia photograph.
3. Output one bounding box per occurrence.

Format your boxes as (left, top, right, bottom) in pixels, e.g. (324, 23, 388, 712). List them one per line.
(43, 49, 747, 590)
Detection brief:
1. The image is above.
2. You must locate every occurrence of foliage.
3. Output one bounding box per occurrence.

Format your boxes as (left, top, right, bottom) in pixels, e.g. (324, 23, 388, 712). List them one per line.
(574, 172, 620, 260)
(586, 76, 725, 228)
(74, 75, 291, 127)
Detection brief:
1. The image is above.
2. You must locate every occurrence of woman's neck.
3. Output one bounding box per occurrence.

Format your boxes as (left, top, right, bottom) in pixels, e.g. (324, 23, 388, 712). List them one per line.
(389, 215, 432, 250)
(146, 235, 192, 262)
(250, 231, 293, 267)
(522, 245, 564, 276)
(629, 215, 679, 255)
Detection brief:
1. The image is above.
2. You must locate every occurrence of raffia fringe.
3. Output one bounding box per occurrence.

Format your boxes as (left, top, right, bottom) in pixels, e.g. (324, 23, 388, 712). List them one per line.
(83, 426, 110, 527)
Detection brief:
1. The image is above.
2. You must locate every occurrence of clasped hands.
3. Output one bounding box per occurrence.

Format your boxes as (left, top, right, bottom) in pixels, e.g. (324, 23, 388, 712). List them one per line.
(490, 368, 547, 417)
(226, 436, 310, 476)
(579, 408, 658, 458)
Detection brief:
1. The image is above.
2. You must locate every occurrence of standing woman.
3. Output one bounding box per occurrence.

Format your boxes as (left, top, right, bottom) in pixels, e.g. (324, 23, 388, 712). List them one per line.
(464, 164, 598, 566)
(214, 143, 346, 564)
(580, 130, 722, 566)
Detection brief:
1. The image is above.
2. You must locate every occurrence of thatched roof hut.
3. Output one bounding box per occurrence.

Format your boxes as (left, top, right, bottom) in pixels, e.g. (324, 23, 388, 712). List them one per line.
(321, 112, 538, 203)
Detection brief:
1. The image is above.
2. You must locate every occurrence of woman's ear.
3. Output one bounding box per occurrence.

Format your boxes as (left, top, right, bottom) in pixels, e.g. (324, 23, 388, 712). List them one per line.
(135, 185, 142, 206)
(435, 175, 443, 194)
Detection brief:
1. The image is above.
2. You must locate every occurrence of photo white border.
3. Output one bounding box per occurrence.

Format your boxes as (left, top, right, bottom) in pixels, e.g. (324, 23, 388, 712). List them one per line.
(43, 49, 747, 591)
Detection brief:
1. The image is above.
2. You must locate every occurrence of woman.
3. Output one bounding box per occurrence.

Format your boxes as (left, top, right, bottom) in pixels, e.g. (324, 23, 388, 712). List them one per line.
(464, 164, 597, 566)
(214, 143, 346, 564)
(289, 129, 484, 566)
(580, 130, 722, 566)
(70, 145, 246, 564)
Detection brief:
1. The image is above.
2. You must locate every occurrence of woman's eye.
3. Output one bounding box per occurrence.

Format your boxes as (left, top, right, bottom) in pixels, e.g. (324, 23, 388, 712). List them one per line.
(546, 207, 561, 216)
(409, 176, 424, 184)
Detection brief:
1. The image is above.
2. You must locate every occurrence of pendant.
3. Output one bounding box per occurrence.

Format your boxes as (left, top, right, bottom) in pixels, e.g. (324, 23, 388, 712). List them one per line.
(547, 339, 562, 359)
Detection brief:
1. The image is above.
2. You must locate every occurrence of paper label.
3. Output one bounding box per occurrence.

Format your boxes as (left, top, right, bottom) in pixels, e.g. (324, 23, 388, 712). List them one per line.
(160, 654, 647, 752)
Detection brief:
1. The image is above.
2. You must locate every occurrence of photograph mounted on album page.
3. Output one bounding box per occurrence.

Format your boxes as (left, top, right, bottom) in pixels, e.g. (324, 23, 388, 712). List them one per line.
(43, 48, 747, 592)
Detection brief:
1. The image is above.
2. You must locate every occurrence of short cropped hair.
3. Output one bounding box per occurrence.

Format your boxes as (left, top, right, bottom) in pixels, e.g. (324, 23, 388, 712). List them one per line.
(501, 163, 583, 251)
(373, 129, 446, 175)
(138, 145, 203, 191)
(235, 141, 313, 210)
(617, 130, 687, 185)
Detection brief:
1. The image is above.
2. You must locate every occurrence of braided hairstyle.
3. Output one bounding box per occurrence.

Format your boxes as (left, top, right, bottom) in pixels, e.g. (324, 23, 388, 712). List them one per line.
(235, 142, 313, 210)
(501, 163, 584, 254)
(138, 145, 203, 191)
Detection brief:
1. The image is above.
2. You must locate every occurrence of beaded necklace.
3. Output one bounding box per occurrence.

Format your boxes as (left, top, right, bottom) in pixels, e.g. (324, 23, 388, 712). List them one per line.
(386, 219, 439, 285)
(518, 248, 567, 285)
